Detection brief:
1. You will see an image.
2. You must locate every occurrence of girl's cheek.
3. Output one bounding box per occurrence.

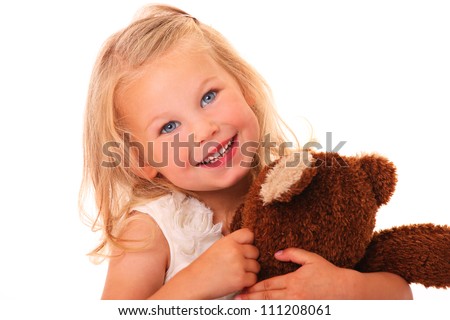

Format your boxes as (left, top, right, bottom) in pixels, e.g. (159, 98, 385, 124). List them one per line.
(145, 141, 166, 163)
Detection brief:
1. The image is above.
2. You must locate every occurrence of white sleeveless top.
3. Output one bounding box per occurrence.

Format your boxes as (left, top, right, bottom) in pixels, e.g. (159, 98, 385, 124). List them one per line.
(132, 192, 235, 299)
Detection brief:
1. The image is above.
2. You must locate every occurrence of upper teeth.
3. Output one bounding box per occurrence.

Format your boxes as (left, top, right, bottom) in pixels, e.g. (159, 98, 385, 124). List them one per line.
(199, 138, 233, 165)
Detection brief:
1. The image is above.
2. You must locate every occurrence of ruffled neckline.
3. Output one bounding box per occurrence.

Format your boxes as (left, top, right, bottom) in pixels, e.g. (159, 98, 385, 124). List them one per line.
(161, 192, 223, 256)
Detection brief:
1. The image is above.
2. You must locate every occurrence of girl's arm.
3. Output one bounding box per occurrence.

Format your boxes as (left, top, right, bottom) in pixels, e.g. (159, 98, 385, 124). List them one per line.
(235, 248, 413, 300)
(101, 213, 259, 300)
(101, 214, 169, 299)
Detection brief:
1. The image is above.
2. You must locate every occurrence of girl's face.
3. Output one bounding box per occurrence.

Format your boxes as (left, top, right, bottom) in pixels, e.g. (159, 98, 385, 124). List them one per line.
(117, 44, 260, 192)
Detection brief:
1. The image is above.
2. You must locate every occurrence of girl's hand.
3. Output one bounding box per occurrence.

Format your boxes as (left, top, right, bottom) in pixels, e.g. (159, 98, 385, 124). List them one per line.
(172, 228, 260, 299)
(235, 248, 350, 299)
(235, 248, 412, 300)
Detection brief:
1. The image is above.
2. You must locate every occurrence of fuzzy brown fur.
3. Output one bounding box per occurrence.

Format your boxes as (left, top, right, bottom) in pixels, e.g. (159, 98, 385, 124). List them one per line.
(230, 152, 450, 288)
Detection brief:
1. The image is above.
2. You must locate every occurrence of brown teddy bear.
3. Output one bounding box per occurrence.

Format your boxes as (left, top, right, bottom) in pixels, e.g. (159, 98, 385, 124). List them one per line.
(231, 151, 450, 288)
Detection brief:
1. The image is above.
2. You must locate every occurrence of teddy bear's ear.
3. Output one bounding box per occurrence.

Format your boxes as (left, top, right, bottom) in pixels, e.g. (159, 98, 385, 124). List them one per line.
(359, 154, 397, 206)
(260, 151, 317, 205)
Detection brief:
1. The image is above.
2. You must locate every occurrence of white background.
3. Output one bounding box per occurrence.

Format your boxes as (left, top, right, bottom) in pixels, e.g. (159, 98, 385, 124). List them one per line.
(0, 0, 448, 301)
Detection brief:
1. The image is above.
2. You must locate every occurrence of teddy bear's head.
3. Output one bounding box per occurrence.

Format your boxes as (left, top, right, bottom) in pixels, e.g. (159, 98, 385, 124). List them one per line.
(231, 151, 397, 280)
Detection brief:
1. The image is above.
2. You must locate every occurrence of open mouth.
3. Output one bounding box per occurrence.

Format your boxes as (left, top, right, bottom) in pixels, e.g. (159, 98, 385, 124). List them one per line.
(197, 135, 236, 166)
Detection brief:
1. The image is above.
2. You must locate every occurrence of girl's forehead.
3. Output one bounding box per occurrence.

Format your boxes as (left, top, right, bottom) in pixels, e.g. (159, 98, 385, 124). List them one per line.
(116, 43, 234, 117)
(117, 41, 215, 96)
(138, 40, 231, 86)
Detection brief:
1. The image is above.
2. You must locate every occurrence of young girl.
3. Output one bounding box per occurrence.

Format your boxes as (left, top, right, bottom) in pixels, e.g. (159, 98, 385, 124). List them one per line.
(80, 4, 412, 300)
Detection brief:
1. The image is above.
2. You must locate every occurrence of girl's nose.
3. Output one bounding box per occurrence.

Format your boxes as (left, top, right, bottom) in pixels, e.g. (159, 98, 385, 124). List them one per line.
(194, 114, 220, 144)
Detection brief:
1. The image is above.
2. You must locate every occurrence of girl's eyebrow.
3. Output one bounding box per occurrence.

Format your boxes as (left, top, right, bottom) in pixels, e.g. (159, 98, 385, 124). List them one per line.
(145, 112, 166, 132)
(199, 76, 217, 89)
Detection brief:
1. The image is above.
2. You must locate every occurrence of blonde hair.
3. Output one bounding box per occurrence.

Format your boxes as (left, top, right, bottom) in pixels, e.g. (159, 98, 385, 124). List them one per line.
(80, 4, 296, 259)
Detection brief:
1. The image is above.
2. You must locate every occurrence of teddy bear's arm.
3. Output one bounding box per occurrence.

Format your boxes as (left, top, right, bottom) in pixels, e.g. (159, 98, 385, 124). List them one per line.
(355, 223, 450, 288)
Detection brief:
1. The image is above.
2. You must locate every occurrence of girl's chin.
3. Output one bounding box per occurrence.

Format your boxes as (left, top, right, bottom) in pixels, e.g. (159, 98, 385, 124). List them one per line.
(184, 169, 253, 193)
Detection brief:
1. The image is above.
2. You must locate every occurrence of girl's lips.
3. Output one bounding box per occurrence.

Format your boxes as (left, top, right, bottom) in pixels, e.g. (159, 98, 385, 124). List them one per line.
(197, 135, 238, 168)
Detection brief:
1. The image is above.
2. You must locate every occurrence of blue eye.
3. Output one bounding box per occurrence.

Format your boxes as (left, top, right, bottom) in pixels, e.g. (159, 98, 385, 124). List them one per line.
(200, 90, 217, 108)
(160, 121, 180, 134)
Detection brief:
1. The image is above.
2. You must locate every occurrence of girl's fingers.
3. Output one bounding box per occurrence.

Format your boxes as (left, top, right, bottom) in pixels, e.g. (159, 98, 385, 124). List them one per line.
(245, 274, 287, 293)
(245, 258, 260, 274)
(228, 228, 254, 244)
(235, 289, 286, 300)
(242, 272, 258, 288)
(243, 244, 259, 259)
(274, 248, 319, 265)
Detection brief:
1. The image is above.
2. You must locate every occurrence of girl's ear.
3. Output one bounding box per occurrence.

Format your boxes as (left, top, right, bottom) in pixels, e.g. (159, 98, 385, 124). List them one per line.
(132, 164, 158, 180)
(126, 145, 158, 179)
(142, 165, 158, 179)
(246, 97, 256, 108)
(243, 90, 255, 107)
